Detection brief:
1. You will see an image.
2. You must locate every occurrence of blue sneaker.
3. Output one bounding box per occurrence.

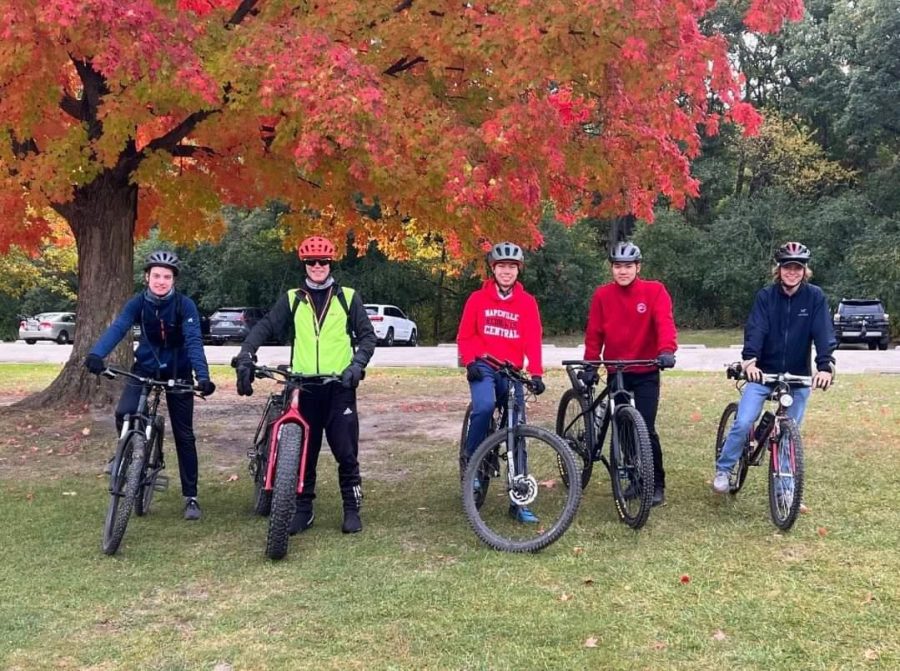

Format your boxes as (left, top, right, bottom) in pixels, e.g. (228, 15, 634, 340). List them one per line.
(473, 477, 482, 495)
(509, 505, 539, 524)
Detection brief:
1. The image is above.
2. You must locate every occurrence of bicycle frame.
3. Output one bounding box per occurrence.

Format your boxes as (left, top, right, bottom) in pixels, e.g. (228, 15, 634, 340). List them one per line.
(253, 366, 339, 495)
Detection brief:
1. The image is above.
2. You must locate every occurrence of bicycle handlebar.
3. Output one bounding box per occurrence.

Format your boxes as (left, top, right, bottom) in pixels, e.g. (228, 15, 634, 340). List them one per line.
(251, 364, 341, 386)
(476, 354, 535, 388)
(101, 367, 201, 393)
(562, 359, 661, 370)
(724, 363, 812, 386)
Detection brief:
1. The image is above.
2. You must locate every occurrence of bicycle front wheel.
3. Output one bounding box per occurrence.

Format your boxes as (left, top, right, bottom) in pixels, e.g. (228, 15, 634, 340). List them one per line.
(462, 425, 582, 553)
(769, 418, 804, 531)
(101, 435, 145, 555)
(715, 402, 749, 494)
(555, 388, 592, 489)
(266, 423, 303, 560)
(609, 405, 654, 529)
(136, 416, 165, 516)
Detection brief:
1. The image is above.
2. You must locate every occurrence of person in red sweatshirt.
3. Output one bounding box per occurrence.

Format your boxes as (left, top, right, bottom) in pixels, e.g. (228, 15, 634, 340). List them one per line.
(582, 241, 678, 507)
(457, 241, 545, 523)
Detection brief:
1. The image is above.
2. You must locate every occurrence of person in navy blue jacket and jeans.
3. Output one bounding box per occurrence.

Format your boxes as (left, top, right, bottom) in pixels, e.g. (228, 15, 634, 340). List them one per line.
(712, 242, 836, 495)
(84, 251, 215, 521)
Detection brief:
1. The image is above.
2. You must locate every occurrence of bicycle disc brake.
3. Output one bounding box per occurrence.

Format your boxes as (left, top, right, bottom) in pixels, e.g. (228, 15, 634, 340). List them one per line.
(509, 474, 538, 506)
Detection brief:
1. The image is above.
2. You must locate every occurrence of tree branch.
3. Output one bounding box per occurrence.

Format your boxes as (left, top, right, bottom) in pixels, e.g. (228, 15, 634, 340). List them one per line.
(59, 94, 85, 122)
(71, 56, 109, 140)
(171, 144, 215, 158)
(227, 0, 260, 27)
(384, 55, 427, 76)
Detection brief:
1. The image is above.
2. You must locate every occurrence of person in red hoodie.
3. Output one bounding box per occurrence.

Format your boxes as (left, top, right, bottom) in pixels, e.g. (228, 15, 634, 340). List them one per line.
(582, 241, 678, 507)
(457, 241, 545, 523)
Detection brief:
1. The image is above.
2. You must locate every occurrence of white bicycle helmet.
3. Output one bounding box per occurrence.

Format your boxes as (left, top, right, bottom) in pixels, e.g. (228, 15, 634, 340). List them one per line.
(489, 242, 524, 267)
(609, 241, 642, 263)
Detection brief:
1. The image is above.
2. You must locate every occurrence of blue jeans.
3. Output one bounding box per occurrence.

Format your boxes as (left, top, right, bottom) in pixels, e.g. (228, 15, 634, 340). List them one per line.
(465, 362, 525, 457)
(715, 382, 810, 473)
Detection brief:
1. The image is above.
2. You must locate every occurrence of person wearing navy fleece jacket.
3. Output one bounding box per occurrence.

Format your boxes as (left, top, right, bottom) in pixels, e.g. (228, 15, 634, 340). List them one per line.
(582, 241, 678, 507)
(84, 251, 215, 521)
(457, 241, 544, 524)
(712, 242, 836, 496)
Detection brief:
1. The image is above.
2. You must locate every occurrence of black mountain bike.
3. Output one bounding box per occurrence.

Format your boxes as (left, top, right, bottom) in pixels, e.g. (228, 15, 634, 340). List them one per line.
(460, 355, 582, 553)
(101, 367, 201, 555)
(556, 359, 658, 529)
(715, 363, 811, 531)
(243, 363, 339, 560)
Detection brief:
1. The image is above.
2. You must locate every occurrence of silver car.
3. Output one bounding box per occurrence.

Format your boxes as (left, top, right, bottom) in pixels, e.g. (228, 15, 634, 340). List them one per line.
(19, 312, 77, 344)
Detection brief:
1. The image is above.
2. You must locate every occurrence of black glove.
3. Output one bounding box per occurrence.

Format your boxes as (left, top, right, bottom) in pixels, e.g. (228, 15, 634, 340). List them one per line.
(466, 362, 484, 382)
(578, 365, 599, 387)
(84, 354, 105, 375)
(341, 363, 364, 389)
(196, 379, 216, 396)
(530, 375, 545, 396)
(233, 351, 256, 396)
(657, 351, 676, 370)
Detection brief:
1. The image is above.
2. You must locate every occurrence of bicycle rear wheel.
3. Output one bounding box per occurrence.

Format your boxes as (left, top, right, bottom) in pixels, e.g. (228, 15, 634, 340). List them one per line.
(462, 425, 582, 553)
(609, 405, 654, 529)
(101, 435, 145, 555)
(251, 400, 279, 516)
(459, 402, 497, 509)
(555, 388, 593, 489)
(266, 423, 303, 560)
(715, 402, 749, 494)
(136, 416, 165, 516)
(768, 418, 804, 531)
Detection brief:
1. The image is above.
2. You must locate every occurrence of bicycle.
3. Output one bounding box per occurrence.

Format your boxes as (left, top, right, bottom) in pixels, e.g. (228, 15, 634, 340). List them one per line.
(714, 363, 811, 531)
(243, 363, 339, 560)
(100, 367, 201, 555)
(556, 359, 658, 529)
(460, 354, 582, 553)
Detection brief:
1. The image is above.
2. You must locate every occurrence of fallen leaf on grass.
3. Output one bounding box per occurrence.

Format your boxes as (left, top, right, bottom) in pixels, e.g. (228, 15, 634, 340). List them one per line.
(679, 574, 691, 584)
(799, 502, 810, 513)
(689, 411, 702, 422)
(213, 664, 234, 671)
(225, 474, 239, 482)
(863, 649, 879, 661)
(712, 629, 727, 641)
(26, 492, 34, 502)
(81, 427, 91, 436)
(539, 479, 558, 489)
(559, 593, 573, 602)
(862, 592, 876, 605)
(817, 527, 828, 537)
(583, 636, 599, 648)
(651, 640, 668, 651)
(583, 578, 594, 586)
(573, 547, 584, 556)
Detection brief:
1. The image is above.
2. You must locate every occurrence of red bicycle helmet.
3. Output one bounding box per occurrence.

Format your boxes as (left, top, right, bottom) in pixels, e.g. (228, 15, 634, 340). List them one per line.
(298, 236, 336, 261)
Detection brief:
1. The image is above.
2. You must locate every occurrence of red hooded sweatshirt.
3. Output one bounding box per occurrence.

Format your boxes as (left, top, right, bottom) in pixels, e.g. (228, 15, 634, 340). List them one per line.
(457, 280, 544, 375)
(583, 278, 678, 374)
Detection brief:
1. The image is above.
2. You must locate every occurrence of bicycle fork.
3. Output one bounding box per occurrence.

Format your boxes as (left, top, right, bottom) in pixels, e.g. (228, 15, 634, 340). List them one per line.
(504, 408, 537, 508)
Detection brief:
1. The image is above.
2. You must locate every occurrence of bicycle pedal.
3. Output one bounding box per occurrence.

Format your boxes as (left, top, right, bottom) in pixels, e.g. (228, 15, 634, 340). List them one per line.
(153, 475, 170, 492)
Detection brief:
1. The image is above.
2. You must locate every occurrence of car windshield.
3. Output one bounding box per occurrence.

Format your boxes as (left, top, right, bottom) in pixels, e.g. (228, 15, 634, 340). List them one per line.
(365, 307, 379, 316)
(36, 313, 65, 321)
(841, 303, 884, 316)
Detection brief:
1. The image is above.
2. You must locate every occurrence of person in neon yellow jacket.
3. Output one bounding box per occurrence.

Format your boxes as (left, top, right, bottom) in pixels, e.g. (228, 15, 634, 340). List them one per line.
(233, 236, 376, 535)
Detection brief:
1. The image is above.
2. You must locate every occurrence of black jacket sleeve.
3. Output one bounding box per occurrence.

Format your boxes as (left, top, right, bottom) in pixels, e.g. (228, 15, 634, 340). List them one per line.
(241, 294, 292, 354)
(348, 291, 377, 368)
(811, 287, 837, 371)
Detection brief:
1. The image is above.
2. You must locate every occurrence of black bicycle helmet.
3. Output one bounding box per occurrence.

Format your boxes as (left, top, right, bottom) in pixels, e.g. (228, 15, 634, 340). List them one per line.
(609, 241, 642, 263)
(144, 250, 181, 276)
(488, 242, 525, 267)
(774, 241, 811, 265)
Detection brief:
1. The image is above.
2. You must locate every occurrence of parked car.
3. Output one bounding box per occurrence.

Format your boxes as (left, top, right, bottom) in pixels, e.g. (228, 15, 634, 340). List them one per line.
(833, 298, 891, 350)
(209, 307, 267, 344)
(364, 304, 418, 346)
(18, 312, 77, 344)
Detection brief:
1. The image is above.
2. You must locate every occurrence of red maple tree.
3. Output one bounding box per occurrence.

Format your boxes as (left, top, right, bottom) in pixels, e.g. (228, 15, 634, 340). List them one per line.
(0, 0, 801, 404)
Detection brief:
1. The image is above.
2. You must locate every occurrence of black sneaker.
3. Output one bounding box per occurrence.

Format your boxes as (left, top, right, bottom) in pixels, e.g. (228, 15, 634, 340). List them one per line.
(289, 506, 315, 535)
(341, 509, 362, 534)
(184, 497, 202, 521)
(651, 487, 666, 508)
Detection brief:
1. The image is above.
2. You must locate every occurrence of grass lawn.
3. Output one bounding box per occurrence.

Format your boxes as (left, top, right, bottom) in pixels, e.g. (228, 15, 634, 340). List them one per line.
(0, 365, 898, 670)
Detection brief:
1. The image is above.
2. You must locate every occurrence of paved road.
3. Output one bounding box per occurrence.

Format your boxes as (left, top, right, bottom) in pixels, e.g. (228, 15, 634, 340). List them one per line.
(2, 342, 899, 373)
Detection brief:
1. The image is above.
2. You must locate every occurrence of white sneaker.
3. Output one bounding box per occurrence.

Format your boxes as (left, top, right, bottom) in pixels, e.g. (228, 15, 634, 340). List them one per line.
(712, 471, 731, 494)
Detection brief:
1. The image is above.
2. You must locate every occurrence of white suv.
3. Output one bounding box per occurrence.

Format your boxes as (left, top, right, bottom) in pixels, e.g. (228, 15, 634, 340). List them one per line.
(364, 304, 418, 346)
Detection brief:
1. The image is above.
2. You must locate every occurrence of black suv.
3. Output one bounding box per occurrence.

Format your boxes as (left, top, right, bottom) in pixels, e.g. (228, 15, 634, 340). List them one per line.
(209, 307, 266, 344)
(833, 299, 891, 350)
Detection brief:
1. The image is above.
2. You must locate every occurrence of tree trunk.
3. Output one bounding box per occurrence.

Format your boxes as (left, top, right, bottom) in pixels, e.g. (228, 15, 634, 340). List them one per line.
(432, 245, 446, 345)
(15, 171, 137, 409)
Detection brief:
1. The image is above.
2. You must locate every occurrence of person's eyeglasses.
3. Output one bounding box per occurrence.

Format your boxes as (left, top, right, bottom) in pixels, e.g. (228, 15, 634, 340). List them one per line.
(305, 259, 331, 267)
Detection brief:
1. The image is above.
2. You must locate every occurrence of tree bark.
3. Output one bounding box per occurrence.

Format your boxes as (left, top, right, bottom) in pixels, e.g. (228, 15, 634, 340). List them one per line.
(14, 170, 137, 409)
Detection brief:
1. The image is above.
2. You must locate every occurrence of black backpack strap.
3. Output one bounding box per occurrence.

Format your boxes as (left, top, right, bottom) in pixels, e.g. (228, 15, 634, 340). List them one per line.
(333, 285, 357, 352)
(288, 289, 304, 368)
